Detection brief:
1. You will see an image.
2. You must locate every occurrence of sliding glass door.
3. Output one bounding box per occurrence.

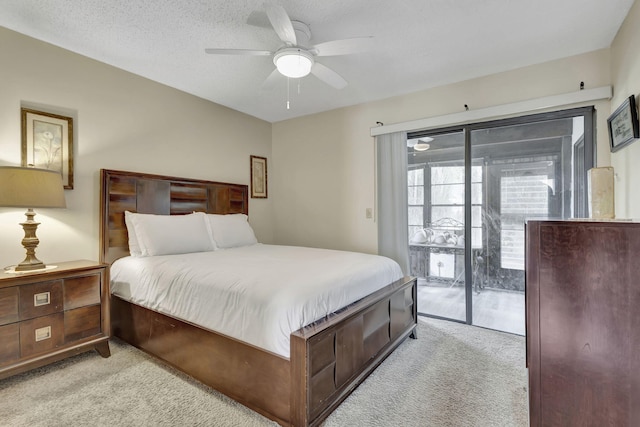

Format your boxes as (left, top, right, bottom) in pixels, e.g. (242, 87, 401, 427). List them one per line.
(409, 131, 466, 321)
(408, 108, 594, 334)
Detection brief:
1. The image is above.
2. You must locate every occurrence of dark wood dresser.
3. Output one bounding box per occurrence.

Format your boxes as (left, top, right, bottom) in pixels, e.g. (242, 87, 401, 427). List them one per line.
(525, 220, 640, 426)
(0, 260, 110, 379)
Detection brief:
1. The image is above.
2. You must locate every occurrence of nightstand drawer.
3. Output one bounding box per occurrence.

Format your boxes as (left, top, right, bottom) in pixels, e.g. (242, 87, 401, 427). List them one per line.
(19, 280, 63, 320)
(64, 274, 101, 310)
(0, 287, 19, 326)
(65, 305, 101, 342)
(0, 260, 110, 380)
(0, 323, 20, 366)
(20, 313, 65, 357)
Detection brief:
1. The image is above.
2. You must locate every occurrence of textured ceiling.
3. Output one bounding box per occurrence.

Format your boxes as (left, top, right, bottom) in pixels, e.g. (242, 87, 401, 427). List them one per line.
(0, 0, 635, 123)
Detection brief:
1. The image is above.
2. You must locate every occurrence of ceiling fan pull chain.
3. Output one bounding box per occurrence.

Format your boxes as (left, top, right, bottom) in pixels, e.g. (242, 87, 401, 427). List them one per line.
(287, 77, 291, 109)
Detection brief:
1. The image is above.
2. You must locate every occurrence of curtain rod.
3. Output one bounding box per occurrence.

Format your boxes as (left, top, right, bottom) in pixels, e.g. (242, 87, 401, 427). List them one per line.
(370, 86, 612, 137)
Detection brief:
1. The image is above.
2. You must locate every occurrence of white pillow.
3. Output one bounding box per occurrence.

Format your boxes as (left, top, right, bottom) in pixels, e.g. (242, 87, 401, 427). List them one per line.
(124, 211, 143, 256)
(126, 211, 216, 256)
(206, 213, 258, 249)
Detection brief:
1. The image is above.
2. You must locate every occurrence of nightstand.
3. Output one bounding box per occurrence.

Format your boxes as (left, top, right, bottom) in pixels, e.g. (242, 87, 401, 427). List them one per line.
(0, 260, 110, 379)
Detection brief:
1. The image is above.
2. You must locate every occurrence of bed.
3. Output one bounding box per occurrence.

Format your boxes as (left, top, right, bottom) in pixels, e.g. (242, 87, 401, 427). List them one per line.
(99, 169, 417, 427)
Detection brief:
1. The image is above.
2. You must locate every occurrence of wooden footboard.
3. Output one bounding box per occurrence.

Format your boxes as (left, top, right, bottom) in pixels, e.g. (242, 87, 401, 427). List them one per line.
(291, 276, 417, 426)
(111, 276, 416, 427)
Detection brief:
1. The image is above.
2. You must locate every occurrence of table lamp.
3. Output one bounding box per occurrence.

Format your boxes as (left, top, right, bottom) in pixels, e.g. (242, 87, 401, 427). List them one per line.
(0, 166, 66, 271)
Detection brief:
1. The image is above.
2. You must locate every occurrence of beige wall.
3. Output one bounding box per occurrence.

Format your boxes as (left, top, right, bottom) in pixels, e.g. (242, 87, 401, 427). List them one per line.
(4, 6, 637, 265)
(0, 27, 273, 267)
(272, 49, 612, 254)
(610, 0, 640, 219)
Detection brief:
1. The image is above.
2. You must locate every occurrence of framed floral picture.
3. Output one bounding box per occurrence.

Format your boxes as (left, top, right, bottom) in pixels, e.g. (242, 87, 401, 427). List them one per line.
(21, 108, 74, 189)
(250, 155, 267, 198)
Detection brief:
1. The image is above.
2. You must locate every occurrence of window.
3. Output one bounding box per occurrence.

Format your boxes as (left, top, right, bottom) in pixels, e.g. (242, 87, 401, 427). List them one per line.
(430, 163, 483, 248)
(499, 160, 555, 270)
(408, 167, 424, 239)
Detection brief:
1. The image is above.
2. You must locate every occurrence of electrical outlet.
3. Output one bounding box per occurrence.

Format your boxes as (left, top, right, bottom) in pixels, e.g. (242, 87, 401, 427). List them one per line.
(366, 208, 373, 219)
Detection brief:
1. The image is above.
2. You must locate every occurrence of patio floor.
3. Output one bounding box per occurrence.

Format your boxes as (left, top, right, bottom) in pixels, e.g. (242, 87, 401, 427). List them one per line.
(416, 278, 525, 335)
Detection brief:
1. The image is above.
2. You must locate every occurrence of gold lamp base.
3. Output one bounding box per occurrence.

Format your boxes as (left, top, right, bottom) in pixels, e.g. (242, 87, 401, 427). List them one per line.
(15, 208, 46, 272)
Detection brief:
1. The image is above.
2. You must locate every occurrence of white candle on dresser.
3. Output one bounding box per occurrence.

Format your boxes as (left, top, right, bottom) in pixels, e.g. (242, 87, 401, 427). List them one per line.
(588, 167, 615, 219)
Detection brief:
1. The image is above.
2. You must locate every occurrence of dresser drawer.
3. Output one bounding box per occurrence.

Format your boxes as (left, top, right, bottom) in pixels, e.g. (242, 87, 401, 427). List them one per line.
(20, 313, 65, 358)
(19, 280, 63, 320)
(0, 287, 19, 326)
(64, 274, 101, 310)
(0, 323, 20, 366)
(65, 305, 101, 342)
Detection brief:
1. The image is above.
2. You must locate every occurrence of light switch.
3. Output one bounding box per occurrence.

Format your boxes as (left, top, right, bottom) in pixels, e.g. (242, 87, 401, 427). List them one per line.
(366, 208, 373, 219)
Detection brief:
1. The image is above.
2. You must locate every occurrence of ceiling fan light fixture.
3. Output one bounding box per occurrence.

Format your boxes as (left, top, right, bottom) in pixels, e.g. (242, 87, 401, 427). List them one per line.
(408, 136, 433, 151)
(274, 48, 314, 78)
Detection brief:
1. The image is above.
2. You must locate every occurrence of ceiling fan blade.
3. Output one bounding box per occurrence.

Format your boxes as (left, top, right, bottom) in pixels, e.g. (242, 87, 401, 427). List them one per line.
(311, 63, 347, 89)
(205, 48, 272, 56)
(246, 10, 271, 28)
(312, 37, 375, 56)
(261, 68, 281, 90)
(264, 2, 297, 45)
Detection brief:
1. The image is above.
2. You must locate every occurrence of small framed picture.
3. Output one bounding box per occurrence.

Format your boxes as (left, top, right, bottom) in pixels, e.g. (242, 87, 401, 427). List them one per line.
(21, 108, 74, 189)
(250, 155, 267, 198)
(607, 95, 639, 153)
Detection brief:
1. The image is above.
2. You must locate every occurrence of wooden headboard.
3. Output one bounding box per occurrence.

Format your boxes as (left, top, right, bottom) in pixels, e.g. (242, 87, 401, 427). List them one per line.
(99, 169, 249, 265)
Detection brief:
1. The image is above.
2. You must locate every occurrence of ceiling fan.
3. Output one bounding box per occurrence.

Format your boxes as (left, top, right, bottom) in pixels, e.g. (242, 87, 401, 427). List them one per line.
(205, 2, 373, 90)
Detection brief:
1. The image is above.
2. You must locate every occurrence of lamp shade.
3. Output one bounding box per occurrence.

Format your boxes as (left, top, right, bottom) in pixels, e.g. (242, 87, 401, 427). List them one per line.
(0, 166, 66, 208)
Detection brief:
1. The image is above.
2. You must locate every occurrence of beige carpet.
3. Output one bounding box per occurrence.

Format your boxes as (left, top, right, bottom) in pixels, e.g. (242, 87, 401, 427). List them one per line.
(0, 317, 528, 426)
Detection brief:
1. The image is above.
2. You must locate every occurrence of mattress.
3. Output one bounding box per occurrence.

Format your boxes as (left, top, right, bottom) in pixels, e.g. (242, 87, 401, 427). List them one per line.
(110, 244, 403, 358)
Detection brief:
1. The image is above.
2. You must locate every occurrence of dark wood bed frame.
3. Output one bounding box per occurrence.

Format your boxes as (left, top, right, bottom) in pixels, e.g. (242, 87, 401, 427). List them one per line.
(99, 169, 417, 427)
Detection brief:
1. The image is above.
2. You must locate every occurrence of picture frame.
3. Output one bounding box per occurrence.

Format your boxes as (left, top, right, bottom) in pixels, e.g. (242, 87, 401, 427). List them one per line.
(607, 95, 639, 153)
(21, 108, 74, 189)
(250, 155, 267, 198)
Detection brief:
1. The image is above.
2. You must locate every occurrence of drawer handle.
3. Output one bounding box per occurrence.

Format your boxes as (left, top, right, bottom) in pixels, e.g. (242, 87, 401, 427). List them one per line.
(35, 325, 52, 342)
(34, 291, 51, 307)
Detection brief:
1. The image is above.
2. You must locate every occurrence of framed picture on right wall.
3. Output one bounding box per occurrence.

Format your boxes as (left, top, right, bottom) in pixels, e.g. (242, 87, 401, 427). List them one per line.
(608, 95, 640, 152)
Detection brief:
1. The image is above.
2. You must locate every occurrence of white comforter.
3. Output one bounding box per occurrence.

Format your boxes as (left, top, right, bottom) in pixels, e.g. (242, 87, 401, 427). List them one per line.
(110, 244, 403, 358)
